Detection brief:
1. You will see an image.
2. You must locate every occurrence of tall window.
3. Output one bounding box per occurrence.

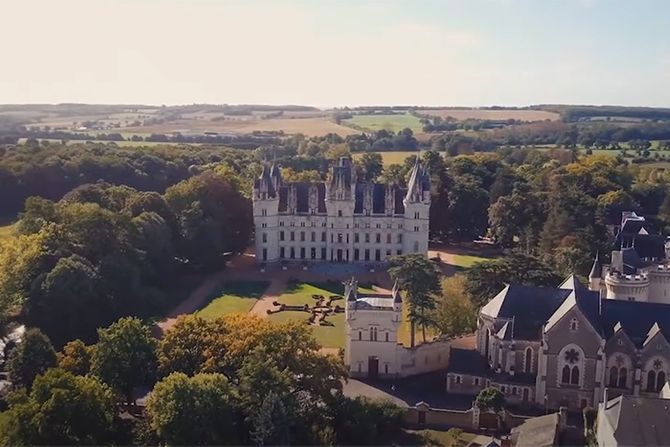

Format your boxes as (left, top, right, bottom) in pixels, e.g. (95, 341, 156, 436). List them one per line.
(559, 346, 582, 386)
(280, 231, 285, 241)
(262, 233, 267, 243)
(369, 327, 378, 341)
(524, 347, 533, 373)
(354, 233, 359, 243)
(338, 210, 343, 217)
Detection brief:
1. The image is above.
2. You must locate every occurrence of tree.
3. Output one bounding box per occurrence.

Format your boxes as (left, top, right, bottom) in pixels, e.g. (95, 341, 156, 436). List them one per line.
(465, 254, 562, 307)
(165, 170, 252, 269)
(433, 275, 477, 338)
(91, 317, 157, 404)
(358, 152, 383, 181)
(58, 339, 92, 376)
(0, 228, 55, 329)
(28, 254, 105, 347)
(7, 328, 57, 389)
(447, 176, 489, 241)
(332, 397, 404, 445)
(476, 387, 505, 412)
(488, 187, 545, 250)
(146, 372, 240, 445)
(388, 254, 441, 346)
(157, 315, 219, 376)
(0, 368, 115, 445)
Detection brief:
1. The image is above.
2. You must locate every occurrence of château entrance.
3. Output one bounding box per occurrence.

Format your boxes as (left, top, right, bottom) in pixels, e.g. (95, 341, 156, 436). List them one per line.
(368, 356, 379, 378)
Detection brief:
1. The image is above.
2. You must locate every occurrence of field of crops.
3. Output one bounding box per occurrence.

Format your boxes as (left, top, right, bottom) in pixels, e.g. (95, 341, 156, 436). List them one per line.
(353, 151, 418, 166)
(421, 108, 559, 121)
(343, 113, 424, 133)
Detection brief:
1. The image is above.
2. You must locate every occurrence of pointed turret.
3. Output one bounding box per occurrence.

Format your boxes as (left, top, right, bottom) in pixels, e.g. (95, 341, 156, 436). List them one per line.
(254, 164, 276, 199)
(404, 154, 430, 203)
(269, 160, 282, 191)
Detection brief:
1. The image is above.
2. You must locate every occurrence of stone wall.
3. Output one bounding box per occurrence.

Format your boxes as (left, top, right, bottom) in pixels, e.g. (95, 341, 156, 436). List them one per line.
(397, 335, 476, 378)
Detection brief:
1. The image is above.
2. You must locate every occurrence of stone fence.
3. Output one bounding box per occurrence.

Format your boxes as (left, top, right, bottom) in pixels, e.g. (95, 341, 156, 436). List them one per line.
(402, 401, 531, 432)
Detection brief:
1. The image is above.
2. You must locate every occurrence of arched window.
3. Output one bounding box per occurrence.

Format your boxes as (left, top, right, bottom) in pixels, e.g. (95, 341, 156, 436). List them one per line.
(657, 371, 666, 392)
(618, 368, 627, 388)
(524, 347, 533, 373)
(609, 366, 618, 387)
(559, 345, 583, 387)
(647, 370, 657, 392)
(570, 366, 580, 385)
(358, 331, 362, 341)
(562, 365, 571, 384)
(385, 332, 389, 342)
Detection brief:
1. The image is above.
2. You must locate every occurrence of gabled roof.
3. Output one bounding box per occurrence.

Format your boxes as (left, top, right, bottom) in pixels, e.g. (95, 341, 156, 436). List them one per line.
(600, 299, 670, 348)
(601, 394, 670, 446)
(481, 284, 571, 340)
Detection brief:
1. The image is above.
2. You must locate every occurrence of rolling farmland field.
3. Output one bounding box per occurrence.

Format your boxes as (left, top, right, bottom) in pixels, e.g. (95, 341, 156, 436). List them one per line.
(421, 108, 559, 121)
(343, 113, 424, 133)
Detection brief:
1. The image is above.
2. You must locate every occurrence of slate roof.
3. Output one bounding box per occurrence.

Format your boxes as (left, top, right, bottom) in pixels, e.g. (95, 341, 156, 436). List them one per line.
(615, 234, 666, 261)
(448, 348, 489, 375)
(353, 183, 407, 215)
(481, 285, 572, 340)
(510, 413, 560, 447)
(277, 183, 326, 214)
(353, 295, 396, 309)
(448, 348, 536, 384)
(600, 299, 670, 348)
(601, 394, 670, 446)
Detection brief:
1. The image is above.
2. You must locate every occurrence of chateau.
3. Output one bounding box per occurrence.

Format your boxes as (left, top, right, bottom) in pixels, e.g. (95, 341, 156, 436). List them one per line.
(252, 156, 430, 264)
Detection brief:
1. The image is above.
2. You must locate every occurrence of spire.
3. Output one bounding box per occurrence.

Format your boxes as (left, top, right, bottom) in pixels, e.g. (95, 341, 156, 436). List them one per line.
(589, 251, 602, 279)
(405, 152, 428, 203)
(256, 163, 276, 198)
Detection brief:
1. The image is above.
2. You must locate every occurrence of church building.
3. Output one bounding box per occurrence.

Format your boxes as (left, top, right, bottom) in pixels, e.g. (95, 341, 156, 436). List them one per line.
(252, 156, 430, 264)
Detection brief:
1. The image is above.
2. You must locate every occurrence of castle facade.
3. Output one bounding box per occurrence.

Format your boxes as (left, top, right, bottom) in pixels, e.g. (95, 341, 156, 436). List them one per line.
(252, 157, 430, 264)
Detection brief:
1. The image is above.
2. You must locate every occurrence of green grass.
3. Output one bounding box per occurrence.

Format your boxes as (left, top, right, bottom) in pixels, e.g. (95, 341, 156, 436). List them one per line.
(446, 253, 490, 268)
(344, 113, 424, 133)
(196, 280, 270, 319)
(269, 281, 377, 349)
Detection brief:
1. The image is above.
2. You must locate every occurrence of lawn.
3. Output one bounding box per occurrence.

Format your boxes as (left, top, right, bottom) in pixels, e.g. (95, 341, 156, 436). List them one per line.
(196, 280, 270, 319)
(343, 113, 424, 134)
(269, 281, 378, 349)
(446, 253, 490, 268)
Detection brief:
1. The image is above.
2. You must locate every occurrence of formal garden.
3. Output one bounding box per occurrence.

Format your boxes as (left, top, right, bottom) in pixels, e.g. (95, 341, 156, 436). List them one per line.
(191, 279, 421, 350)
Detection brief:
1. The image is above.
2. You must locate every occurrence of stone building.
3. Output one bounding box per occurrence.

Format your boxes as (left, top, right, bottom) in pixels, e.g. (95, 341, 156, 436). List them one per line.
(447, 275, 670, 411)
(590, 211, 670, 303)
(252, 156, 430, 264)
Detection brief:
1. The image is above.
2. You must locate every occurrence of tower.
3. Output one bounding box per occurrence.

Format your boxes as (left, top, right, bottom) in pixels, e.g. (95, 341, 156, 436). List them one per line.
(403, 155, 431, 255)
(344, 277, 403, 378)
(252, 164, 280, 263)
(325, 157, 355, 262)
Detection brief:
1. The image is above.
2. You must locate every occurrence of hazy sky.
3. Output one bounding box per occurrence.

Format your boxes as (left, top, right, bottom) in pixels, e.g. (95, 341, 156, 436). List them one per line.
(2, 0, 669, 107)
